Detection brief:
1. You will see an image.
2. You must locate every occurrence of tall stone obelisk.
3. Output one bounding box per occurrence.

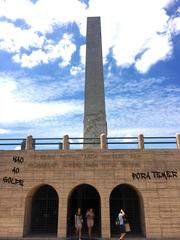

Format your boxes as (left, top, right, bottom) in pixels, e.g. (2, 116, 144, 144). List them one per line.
(83, 17, 107, 148)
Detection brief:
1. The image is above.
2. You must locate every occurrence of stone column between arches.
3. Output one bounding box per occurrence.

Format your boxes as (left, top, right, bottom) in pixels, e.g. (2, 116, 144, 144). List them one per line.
(100, 191, 111, 239)
(57, 192, 68, 238)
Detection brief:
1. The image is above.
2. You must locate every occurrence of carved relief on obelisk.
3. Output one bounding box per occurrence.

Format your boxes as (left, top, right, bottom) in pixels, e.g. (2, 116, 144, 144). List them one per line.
(83, 17, 107, 148)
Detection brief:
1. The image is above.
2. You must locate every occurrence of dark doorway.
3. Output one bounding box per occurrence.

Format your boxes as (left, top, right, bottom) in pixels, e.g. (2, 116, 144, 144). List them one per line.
(67, 184, 101, 238)
(110, 184, 143, 237)
(30, 184, 59, 235)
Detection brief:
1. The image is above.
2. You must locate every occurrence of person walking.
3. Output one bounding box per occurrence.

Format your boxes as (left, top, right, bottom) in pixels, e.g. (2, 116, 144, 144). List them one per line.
(86, 208, 95, 239)
(118, 209, 126, 240)
(75, 208, 83, 240)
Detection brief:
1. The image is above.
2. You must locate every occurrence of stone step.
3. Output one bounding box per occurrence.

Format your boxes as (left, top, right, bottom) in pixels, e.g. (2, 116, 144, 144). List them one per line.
(2, 237, 180, 240)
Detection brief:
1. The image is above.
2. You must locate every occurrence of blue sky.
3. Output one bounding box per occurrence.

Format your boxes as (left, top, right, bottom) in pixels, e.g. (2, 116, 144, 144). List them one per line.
(0, 0, 180, 141)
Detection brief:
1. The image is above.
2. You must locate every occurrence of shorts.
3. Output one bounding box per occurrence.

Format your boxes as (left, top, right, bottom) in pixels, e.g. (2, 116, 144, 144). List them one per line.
(119, 224, 126, 233)
(76, 222, 82, 229)
(87, 219, 94, 228)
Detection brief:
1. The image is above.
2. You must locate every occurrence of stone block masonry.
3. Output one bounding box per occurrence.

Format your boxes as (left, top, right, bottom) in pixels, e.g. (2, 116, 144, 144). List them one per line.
(0, 148, 180, 239)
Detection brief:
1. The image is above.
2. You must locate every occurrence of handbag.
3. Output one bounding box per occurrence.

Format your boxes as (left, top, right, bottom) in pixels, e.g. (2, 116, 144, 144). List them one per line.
(115, 217, 119, 225)
(125, 222, 131, 232)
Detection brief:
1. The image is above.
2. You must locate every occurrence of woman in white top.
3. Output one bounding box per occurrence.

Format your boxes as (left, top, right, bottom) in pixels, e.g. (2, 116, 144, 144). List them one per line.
(118, 209, 126, 240)
(75, 208, 83, 240)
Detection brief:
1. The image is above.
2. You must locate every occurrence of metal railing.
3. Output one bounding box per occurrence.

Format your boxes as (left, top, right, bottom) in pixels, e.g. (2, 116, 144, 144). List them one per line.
(144, 136, 176, 145)
(0, 135, 179, 150)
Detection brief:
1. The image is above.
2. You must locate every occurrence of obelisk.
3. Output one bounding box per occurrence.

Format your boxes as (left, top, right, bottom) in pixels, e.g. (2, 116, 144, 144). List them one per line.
(83, 17, 107, 148)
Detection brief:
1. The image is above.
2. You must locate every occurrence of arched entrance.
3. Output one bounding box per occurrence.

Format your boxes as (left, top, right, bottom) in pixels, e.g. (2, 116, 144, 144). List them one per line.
(67, 184, 101, 238)
(29, 184, 59, 235)
(110, 184, 145, 237)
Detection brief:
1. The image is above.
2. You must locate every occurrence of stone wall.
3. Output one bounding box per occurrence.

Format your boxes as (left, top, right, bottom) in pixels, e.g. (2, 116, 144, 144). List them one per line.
(0, 149, 180, 239)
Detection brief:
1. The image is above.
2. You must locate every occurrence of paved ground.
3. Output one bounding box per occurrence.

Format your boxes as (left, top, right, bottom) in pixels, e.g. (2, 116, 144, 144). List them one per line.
(0, 237, 179, 240)
(0, 237, 146, 240)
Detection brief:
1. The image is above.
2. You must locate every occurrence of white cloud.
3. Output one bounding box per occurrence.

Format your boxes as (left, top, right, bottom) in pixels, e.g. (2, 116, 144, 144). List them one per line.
(135, 33, 173, 73)
(56, 34, 77, 67)
(169, 15, 180, 35)
(0, 71, 180, 138)
(0, 129, 11, 134)
(86, 0, 179, 72)
(0, 72, 84, 104)
(0, 0, 34, 25)
(0, 76, 17, 102)
(0, 0, 83, 68)
(0, 100, 83, 123)
(0, 0, 87, 33)
(12, 33, 76, 67)
(70, 66, 83, 76)
(105, 76, 180, 137)
(0, 73, 83, 124)
(13, 49, 48, 68)
(0, 21, 45, 52)
(0, 0, 179, 72)
(80, 44, 86, 65)
(0, 21, 77, 68)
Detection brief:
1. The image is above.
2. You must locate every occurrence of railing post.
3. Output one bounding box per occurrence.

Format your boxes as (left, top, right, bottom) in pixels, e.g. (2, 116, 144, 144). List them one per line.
(100, 133, 107, 149)
(63, 135, 69, 150)
(138, 133, 144, 150)
(176, 133, 180, 149)
(25, 135, 34, 150)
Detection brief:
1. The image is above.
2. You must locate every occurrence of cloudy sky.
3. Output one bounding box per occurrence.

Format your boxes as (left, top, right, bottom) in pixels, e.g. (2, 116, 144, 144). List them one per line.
(0, 0, 180, 142)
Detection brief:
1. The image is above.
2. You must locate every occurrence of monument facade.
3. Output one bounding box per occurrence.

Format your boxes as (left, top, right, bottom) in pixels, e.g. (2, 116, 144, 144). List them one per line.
(0, 17, 180, 240)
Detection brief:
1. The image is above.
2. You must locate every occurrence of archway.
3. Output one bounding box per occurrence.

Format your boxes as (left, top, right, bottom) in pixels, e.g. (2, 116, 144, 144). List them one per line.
(67, 184, 101, 238)
(110, 184, 145, 237)
(28, 184, 59, 236)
